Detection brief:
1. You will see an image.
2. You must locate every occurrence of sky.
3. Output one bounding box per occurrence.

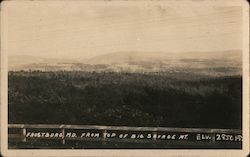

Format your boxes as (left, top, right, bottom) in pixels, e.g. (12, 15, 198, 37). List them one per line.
(5, 1, 243, 59)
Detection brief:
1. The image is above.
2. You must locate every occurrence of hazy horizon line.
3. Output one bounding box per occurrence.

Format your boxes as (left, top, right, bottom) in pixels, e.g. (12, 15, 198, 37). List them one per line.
(8, 49, 242, 60)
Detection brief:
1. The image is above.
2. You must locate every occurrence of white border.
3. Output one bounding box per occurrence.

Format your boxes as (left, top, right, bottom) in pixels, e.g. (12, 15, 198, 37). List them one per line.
(1, 0, 249, 157)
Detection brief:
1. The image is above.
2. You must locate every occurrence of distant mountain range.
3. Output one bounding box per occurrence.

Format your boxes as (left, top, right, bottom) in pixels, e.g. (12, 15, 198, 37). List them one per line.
(8, 50, 242, 76)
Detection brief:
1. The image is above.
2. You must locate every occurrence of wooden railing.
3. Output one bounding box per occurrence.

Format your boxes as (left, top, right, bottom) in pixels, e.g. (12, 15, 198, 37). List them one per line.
(8, 124, 242, 148)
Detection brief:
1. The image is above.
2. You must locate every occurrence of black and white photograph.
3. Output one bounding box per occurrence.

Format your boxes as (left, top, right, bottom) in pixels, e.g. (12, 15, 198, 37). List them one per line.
(1, 0, 249, 156)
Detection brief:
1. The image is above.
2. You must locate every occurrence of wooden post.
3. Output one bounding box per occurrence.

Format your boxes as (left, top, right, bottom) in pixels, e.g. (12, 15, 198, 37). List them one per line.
(62, 128, 65, 144)
(153, 132, 157, 141)
(152, 131, 157, 147)
(103, 130, 107, 139)
(22, 127, 26, 142)
(102, 130, 107, 145)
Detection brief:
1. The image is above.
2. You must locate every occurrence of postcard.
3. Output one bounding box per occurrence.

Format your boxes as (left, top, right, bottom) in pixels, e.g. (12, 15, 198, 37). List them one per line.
(1, 0, 249, 156)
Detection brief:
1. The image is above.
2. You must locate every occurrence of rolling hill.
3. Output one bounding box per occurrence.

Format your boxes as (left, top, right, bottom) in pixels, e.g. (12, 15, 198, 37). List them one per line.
(8, 50, 242, 76)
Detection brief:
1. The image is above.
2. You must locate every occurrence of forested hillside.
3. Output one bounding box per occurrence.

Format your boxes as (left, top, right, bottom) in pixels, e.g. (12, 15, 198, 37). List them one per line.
(8, 71, 242, 129)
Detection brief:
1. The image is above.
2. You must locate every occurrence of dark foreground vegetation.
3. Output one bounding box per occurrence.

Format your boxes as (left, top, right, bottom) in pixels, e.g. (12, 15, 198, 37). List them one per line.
(8, 71, 242, 129)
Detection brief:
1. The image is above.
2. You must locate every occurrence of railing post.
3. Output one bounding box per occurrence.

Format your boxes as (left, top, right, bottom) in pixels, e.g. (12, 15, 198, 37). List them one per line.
(153, 132, 157, 141)
(62, 128, 65, 144)
(22, 127, 26, 142)
(102, 130, 107, 145)
(103, 130, 107, 139)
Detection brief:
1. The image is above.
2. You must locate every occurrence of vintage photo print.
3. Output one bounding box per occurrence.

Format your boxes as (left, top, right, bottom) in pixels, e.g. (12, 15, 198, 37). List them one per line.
(1, 0, 249, 156)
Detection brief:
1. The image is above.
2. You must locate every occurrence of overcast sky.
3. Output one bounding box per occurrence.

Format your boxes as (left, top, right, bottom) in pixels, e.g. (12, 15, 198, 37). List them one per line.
(5, 1, 242, 59)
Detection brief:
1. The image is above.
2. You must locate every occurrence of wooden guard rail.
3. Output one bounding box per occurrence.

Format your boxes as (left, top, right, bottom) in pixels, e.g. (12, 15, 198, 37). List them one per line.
(8, 124, 242, 148)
